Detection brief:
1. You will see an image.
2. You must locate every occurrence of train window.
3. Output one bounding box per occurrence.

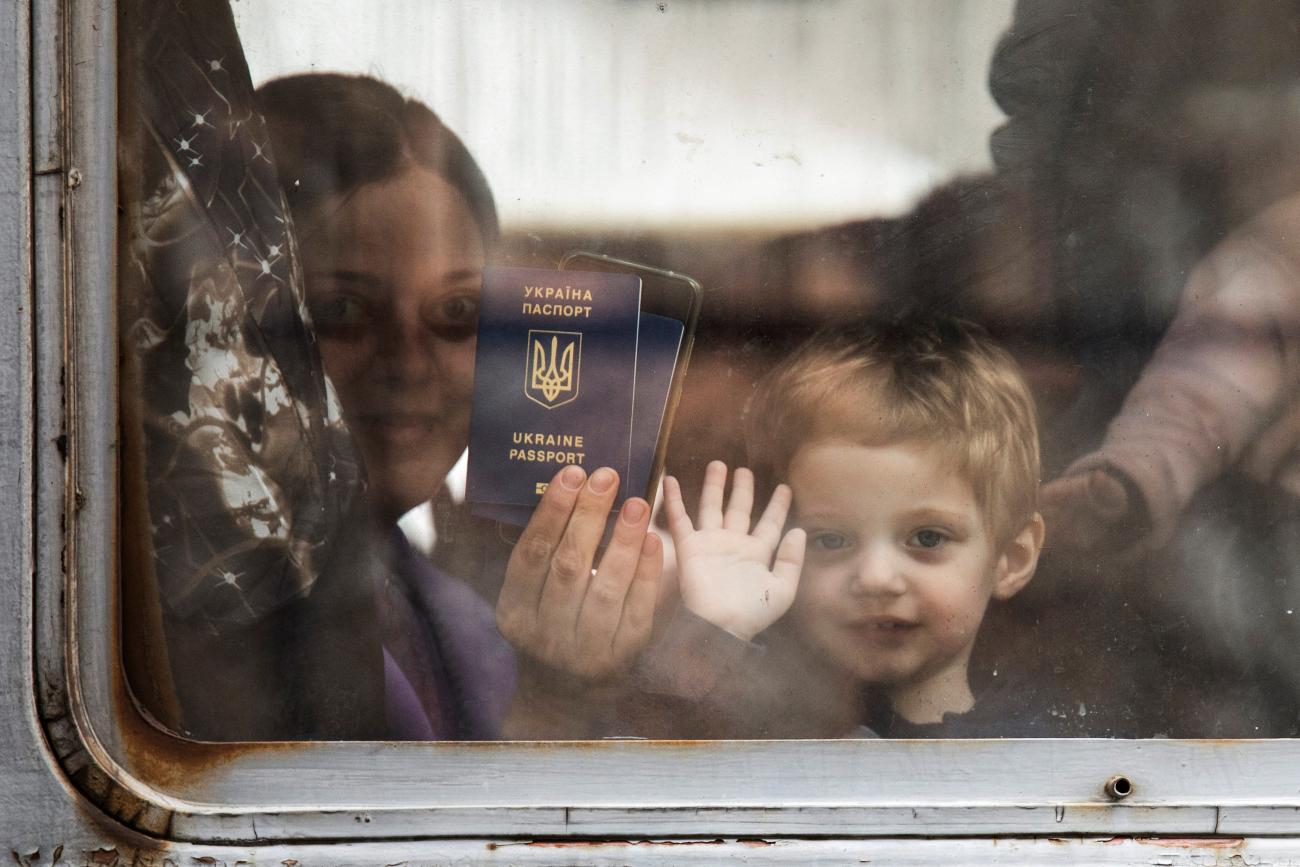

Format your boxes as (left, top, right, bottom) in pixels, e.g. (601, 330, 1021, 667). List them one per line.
(43, 0, 1300, 844)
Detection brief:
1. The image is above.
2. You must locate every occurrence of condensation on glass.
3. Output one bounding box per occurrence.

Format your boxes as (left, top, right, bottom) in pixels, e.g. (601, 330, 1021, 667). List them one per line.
(118, 0, 1300, 742)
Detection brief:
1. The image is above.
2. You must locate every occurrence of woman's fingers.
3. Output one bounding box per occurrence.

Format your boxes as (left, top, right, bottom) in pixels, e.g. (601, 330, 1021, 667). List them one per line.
(612, 532, 662, 663)
(697, 460, 728, 530)
(498, 465, 664, 683)
(661, 474, 695, 541)
(723, 466, 755, 532)
(577, 496, 653, 656)
(535, 467, 621, 637)
(753, 483, 793, 553)
(498, 464, 587, 628)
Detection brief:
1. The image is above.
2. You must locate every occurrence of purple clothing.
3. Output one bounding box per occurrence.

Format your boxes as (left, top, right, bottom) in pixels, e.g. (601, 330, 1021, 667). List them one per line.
(1068, 191, 1300, 551)
(381, 532, 517, 740)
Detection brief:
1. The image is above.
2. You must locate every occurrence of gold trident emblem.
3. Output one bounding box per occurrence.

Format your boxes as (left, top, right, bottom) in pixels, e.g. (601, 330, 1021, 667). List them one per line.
(533, 336, 573, 401)
(525, 330, 581, 408)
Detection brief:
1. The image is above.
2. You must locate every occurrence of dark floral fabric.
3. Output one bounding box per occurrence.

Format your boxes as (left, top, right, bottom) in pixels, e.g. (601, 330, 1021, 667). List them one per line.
(119, 0, 384, 739)
(121, 0, 364, 628)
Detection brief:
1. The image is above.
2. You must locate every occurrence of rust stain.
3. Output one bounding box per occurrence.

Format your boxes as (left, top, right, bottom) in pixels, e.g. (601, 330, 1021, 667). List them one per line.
(114, 585, 304, 793)
(107, 401, 309, 793)
(69, 792, 168, 856)
(1134, 837, 1246, 849)
(111, 650, 304, 791)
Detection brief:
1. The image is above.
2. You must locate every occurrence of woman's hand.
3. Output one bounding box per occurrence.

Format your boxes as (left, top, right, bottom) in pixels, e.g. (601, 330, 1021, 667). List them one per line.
(496, 465, 662, 724)
(663, 461, 805, 641)
(1039, 466, 1142, 557)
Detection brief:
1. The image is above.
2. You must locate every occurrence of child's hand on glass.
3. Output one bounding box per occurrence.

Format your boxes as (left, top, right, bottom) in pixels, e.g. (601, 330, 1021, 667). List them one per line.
(663, 461, 805, 641)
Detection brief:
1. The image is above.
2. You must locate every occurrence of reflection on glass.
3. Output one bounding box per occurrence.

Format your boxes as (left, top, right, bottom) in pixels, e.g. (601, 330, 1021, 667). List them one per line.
(120, 0, 1300, 741)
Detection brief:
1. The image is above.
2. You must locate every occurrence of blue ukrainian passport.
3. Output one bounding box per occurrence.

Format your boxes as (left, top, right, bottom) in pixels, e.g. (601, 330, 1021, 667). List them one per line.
(467, 266, 642, 519)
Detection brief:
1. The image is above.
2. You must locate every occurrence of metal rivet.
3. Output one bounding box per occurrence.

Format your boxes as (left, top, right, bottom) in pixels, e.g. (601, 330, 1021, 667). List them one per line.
(1104, 774, 1134, 800)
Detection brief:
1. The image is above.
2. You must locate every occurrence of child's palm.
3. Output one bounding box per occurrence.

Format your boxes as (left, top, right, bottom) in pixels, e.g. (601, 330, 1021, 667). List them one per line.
(664, 463, 806, 641)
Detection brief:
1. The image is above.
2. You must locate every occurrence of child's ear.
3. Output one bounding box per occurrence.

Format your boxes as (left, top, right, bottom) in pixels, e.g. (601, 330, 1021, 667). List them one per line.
(992, 512, 1045, 601)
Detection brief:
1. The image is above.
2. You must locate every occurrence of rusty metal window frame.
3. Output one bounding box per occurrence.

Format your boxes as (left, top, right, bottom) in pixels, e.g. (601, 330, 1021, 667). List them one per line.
(33, 0, 1300, 846)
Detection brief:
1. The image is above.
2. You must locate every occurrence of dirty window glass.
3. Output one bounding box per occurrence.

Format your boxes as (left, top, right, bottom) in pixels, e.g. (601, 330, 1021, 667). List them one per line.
(119, 0, 1300, 741)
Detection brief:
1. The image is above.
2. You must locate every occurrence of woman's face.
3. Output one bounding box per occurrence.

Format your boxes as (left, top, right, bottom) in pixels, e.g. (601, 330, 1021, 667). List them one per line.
(300, 166, 486, 522)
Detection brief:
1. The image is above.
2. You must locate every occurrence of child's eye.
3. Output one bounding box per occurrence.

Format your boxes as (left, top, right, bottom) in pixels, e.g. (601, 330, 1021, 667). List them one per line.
(909, 528, 947, 549)
(809, 531, 850, 551)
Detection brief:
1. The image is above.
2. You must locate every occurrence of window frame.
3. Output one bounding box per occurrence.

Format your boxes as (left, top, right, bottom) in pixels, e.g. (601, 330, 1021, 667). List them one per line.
(38, 0, 1300, 845)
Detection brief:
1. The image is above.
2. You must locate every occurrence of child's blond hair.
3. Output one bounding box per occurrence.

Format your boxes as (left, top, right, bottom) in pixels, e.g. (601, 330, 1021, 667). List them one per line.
(745, 317, 1040, 544)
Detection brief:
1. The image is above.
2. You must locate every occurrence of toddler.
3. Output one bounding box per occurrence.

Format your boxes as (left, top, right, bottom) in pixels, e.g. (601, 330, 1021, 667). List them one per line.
(663, 317, 1050, 735)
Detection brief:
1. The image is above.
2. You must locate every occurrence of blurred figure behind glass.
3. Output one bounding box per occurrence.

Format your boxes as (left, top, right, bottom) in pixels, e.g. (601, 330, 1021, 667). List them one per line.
(258, 74, 516, 739)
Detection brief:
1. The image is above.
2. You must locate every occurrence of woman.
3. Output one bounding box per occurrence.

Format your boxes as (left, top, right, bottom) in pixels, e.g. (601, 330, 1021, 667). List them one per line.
(259, 74, 497, 527)
(257, 74, 662, 740)
(258, 74, 510, 738)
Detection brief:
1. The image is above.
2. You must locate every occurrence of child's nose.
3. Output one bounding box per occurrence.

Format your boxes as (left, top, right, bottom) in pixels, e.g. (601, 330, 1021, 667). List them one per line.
(849, 544, 907, 596)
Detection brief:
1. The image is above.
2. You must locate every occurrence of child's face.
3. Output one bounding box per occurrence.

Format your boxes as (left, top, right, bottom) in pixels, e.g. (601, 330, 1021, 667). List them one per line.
(787, 439, 1035, 697)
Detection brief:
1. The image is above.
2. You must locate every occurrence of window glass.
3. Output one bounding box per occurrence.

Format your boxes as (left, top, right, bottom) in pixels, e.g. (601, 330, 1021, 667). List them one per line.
(119, 0, 1300, 742)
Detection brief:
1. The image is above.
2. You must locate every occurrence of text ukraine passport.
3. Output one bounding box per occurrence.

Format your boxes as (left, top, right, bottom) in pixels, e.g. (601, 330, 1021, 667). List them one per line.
(467, 266, 642, 514)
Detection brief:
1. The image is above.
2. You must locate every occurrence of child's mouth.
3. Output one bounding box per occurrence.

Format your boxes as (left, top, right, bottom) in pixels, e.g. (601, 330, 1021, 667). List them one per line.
(849, 617, 919, 636)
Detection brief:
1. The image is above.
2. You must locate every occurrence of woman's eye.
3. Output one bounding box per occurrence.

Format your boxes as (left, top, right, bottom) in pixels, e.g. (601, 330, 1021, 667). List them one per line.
(309, 294, 372, 334)
(440, 295, 479, 323)
(909, 529, 947, 549)
(809, 532, 850, 551)
(426, 294, 480, 341)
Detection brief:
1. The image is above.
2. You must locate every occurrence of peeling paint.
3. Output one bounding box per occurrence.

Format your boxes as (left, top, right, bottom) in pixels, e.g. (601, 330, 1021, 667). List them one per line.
(88, 849, 118, 866)
(10, 851, 40, 867)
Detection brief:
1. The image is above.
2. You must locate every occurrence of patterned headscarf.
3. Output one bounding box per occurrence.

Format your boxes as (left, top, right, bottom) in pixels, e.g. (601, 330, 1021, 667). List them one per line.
(120, 0, 382, 739)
